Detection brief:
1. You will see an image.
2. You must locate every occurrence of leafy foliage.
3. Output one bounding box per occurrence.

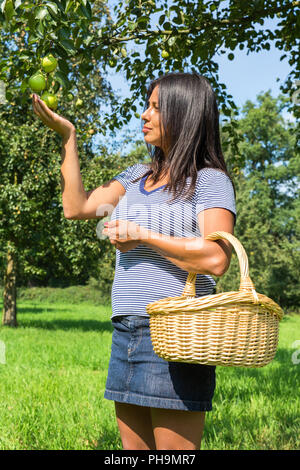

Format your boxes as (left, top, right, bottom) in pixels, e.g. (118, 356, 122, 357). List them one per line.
(0, 0, 299, 138)
(218, 92, 299, 309)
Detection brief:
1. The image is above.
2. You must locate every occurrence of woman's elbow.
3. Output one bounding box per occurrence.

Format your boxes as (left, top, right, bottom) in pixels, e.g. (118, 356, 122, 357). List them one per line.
(191, 256, 230, 277)
(210, 254, 231, 277)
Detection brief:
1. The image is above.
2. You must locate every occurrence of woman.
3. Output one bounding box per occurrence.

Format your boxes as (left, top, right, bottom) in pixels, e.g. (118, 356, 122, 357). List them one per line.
(32, 72, 236, 450)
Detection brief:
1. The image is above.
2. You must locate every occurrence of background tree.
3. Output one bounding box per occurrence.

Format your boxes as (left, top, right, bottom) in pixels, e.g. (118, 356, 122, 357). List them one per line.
(218, 91, 299, 309)
(0, 1, 117, 325)
(0, 0, 299, 324)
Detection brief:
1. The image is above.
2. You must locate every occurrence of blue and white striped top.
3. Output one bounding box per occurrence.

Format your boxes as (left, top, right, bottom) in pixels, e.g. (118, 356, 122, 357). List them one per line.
(109, 163, 236, 318)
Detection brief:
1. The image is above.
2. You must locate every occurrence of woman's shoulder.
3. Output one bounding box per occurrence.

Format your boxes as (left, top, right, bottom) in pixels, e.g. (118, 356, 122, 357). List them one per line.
(196, 167, 233, 185)
(194, 167, 235, 198)
(137, 162, 151, 172)
(197, 167, 228, 177)
(126, 162, 151, 175)
(115, 162, 150, 181)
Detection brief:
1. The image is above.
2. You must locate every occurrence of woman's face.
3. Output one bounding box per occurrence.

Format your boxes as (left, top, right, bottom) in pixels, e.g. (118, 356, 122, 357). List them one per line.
(141, 86, 168, 154)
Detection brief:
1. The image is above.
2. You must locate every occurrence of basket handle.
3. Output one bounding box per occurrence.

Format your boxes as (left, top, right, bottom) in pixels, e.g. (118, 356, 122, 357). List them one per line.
(182, 231, 259, 302)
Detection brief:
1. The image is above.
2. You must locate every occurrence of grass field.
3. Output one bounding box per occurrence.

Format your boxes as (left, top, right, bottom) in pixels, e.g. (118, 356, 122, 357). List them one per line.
(0, 294, 299, 450)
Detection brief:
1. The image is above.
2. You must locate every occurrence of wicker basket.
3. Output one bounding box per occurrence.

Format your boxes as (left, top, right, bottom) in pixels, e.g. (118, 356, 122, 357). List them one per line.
(147, 231, 284, 368)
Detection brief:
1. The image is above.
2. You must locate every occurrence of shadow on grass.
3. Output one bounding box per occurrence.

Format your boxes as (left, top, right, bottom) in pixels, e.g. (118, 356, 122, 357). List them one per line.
(204, 346, 300, 449)
(16, 306, 68, 315)
(17, 318, 114, 333)
(216, 346, 300, 402)
(15, 304, 110, 314)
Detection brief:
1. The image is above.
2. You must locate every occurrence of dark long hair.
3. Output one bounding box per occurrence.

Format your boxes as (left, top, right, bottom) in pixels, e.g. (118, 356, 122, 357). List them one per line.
(133, 72, 235, 203)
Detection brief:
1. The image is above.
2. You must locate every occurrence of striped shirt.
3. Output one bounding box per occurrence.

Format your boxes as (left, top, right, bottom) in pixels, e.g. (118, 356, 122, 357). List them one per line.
(109, 163, 236, 318)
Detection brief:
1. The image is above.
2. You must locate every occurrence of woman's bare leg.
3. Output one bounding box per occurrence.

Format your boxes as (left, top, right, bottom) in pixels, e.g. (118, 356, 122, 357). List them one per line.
(151, 408, 206, 450)
(114, 402, 156, 450)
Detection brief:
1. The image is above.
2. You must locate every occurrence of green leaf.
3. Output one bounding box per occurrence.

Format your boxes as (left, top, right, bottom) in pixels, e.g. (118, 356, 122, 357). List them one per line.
(128, 21, 136, 30)
(228, 53, 234, 61)
(222, 106, 232, 116)
(53, 70, 70, 90)
(93, 45, 103, 60)
(78, 3, 92, 19)
(116, 17, 126, 28)
(36, 21, 45, 38)
(83, 35, 93, 47)
(0, 0, 6, 14)
(49, 31, 58, 41)
(46, 7, 58, 20)
(137, 16, 149, 25)
(159, 14, 165, 26)
(53, 43, 69, 60)
(57, 58, 70, 76)
(53, 81, 60, 93)
(46, 1, 58, 14)
(28, 11, 35, 30)
(35, 7, 49, 21)
(18, 51, 31, 61)
(60, 38, 77, 56)
(59, 27, 72, 40)
(168, 36, 176, 47)
(27, 34, 39, 45)
(4, 0, 15, 21)
(65, 0, 73, 13)
(163, 21, 172, 30)
(173, 15, 182, 25)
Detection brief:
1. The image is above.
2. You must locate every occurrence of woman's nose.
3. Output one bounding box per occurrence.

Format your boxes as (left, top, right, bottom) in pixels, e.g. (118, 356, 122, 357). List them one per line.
(141, 107, 150, 121)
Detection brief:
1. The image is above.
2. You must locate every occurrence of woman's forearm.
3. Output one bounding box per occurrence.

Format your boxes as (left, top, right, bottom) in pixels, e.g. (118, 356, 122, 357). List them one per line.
(60, 130, 87, 218)
(140, 229, 228, 276)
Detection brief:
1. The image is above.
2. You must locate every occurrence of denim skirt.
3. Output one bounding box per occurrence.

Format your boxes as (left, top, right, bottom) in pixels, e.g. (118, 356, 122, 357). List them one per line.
(104, 315, 216, 411)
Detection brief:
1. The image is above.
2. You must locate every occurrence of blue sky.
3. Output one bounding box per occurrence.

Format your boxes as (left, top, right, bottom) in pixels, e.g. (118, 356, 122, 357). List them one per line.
(94, 8, 294, 153)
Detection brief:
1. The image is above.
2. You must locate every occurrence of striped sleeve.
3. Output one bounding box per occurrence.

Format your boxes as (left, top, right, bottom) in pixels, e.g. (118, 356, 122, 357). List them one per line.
(111, 163, 141, 191)
(194, 168, 237, 225)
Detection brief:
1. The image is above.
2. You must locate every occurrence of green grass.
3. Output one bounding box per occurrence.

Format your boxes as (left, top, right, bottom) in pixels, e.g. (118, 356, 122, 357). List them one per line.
(202, 313, 300, 450)
(0, 296, 299, 450)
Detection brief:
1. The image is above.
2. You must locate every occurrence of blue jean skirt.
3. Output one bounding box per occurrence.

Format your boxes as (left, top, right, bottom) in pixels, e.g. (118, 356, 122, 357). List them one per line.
(104, 315, 216, 412)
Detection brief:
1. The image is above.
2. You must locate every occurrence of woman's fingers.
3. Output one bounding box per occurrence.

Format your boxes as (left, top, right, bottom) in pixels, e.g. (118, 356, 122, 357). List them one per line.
(32, 95, 47, 117)
(33, 100, 46, 118)
(31, 94, 75, 137)
(32, 95, 60, 131)
(33, 95, 51, 116)
(33, 102, 52, 126)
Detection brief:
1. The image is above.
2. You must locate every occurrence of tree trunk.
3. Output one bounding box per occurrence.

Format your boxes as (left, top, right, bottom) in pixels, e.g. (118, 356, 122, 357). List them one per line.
(2, 247, 18, 327)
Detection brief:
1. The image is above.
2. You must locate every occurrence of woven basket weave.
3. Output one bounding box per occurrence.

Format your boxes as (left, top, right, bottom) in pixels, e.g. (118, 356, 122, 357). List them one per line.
(147, 231, 284, 368)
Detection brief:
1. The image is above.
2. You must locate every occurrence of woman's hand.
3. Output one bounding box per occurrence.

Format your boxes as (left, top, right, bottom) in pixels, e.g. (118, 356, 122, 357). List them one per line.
(110, 239, 140, 253)
(102, 220, 148, 253)
(32, 93, 76, 138)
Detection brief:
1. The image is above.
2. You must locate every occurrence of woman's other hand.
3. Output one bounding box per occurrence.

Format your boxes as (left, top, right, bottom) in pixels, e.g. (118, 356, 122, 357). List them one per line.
(32, 93, 75, 138)
(110, 239, 140, 253)
(102, 220, 148, 253)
